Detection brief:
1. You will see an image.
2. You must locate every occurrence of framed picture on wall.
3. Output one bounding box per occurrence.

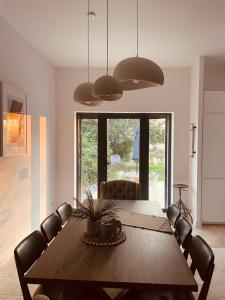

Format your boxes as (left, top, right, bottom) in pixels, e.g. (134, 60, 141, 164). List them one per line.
(0, 82, 27, 156)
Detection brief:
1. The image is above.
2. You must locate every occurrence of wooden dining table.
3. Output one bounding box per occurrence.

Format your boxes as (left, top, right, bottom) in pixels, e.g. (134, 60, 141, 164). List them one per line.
(26, 200, 197, 293)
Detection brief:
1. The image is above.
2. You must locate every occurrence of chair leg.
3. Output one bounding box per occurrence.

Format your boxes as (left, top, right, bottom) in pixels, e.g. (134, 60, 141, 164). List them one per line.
(183, 249, 189, 260)
(198, 264, 215, 300)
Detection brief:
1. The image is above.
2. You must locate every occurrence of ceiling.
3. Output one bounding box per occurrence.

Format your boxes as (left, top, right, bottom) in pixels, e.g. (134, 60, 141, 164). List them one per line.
(1, 0, 225, 68)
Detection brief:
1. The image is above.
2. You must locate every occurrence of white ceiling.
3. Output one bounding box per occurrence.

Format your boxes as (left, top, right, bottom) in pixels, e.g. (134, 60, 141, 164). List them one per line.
(1, 0, 225, 68)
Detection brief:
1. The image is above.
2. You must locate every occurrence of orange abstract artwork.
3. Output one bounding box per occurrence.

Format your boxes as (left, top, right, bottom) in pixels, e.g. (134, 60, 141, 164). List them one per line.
(6, 113, 24, 145)
(1, 82, 27, 156)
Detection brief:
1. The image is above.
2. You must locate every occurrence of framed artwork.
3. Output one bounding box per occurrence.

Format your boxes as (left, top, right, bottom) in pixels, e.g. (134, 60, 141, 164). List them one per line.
(0, 82, 27, 156)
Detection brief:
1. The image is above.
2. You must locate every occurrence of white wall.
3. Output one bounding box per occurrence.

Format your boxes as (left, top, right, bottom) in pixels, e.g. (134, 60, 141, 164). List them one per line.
(55, 67, 191, 208)
(0, 17, 55, 264)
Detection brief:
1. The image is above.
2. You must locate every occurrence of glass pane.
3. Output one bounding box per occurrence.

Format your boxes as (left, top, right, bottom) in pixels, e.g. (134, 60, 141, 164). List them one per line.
(80, 119, 98, 200)
(107, 119, 140, 183)
(149, 119, 166, 207)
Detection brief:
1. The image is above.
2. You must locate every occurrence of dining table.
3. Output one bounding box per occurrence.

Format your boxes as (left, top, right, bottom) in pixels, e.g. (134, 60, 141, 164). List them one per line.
(26, 200, 198, 294)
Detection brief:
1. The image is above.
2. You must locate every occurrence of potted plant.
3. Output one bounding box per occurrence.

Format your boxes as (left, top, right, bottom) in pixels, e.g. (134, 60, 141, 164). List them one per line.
(72, 190, 120, 237)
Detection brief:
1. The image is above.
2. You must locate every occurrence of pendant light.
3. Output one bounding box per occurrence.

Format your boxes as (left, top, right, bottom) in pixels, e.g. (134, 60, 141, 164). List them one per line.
(93, 0, 123, 101)
(73, 1, 102, 106)
(113, 0, 164, 90)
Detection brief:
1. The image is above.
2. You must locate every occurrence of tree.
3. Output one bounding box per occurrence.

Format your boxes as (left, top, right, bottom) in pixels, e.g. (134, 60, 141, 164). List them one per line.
(107, 119, 138, 161)
(81, 119, 98, 189)
(149, 119, 165, 145)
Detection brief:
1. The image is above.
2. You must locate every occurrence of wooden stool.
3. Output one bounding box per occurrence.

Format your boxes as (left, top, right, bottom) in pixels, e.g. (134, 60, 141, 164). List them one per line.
(173, 184, 193, 223)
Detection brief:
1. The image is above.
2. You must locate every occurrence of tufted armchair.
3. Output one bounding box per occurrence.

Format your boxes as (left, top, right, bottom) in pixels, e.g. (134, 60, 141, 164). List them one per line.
(100, 180, 141, 200)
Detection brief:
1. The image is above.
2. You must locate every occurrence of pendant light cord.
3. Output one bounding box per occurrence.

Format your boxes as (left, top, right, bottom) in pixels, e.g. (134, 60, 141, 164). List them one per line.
(136, 0, 139, 57)
(107, 0, 109, 75)
(87, 0, 90, 81)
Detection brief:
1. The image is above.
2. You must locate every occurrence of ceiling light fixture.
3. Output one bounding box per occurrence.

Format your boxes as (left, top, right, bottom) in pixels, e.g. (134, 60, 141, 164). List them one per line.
(113, 0, 164, 90)
(73, 0, 102, 106)
(93, 0, 123, 101)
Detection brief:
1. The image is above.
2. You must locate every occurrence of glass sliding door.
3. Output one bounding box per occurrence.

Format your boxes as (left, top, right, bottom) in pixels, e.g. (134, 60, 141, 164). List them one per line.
(149, 118, 166, 207)
(107, 119, 140, 183)
(80, 118, 98, 200)
(77, 113, 171, 208)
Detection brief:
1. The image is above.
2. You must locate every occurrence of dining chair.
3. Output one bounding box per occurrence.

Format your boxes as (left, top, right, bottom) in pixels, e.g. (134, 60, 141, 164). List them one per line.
(166, 204, 181, 228)
(40, 213, 62, 244)
(15, 231, 110, 300)
(14, 230, 62, 300)
(188, 235, 215, 300)
(175, 217, 192, 259)
(56, 202, 73, 225)
(119, 235, 215, 300)
(100, 180, 141, 200)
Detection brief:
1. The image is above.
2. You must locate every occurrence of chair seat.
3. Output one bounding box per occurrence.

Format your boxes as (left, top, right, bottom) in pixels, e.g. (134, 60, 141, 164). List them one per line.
(60, 288, 111, 300)
(118, 289, 195, 300)
(34, 284, 111, 300)
(33, 295, 50, 300)
(34, 284, 62, 300)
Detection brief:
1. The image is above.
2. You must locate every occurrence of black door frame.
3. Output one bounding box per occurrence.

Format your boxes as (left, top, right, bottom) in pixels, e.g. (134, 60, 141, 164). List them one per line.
(76, 112, 172, 208)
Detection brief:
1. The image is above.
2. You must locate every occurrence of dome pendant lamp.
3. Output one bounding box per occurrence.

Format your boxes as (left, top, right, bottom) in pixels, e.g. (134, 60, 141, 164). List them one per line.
(73, 0, 102, 106)
(93, 0, 123, 101)
(113, 0, 164, 90)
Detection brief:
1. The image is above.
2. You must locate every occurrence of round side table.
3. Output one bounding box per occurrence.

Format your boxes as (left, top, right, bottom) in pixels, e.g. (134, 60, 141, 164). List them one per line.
(173, 184, 193, 223)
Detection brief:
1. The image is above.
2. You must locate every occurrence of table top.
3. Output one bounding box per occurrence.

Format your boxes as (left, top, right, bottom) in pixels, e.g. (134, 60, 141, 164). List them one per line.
(173, 184, 189, 189)
(26, 200, 197, 291)
(116, 199, 165, 217)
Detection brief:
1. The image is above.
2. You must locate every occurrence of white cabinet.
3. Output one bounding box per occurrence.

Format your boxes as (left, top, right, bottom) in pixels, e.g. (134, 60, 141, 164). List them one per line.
(202, 179, 225, 223)
(202, 91, 225, 223)
(202, 113, 225, 178)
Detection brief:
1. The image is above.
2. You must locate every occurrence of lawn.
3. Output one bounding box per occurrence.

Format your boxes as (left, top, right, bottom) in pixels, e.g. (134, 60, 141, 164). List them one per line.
(108, 161, 165, 181)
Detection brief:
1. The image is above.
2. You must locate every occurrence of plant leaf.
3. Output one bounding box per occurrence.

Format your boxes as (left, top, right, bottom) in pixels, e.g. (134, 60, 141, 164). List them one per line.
(71, 196, 120, 222)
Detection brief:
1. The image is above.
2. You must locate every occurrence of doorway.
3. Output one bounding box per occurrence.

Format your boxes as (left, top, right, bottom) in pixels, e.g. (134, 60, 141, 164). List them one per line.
(76, 113, 171, 209)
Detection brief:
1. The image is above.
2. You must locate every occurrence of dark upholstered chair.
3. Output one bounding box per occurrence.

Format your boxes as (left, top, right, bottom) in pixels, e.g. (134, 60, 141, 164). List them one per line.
(166, 204, 181, 228)
(14, 230, 65, 300)
(100, 180, 141, 200)
(175, 217, 192, 259)
(188, 235, 215, 300)
(56, 202, 73, 225)
(119, 235, 215, 300)
(15, 231, 110, 300)
(40, 213, 62, 244)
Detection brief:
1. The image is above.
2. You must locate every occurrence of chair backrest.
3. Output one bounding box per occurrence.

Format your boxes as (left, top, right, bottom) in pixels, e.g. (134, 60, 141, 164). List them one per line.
(40, 213, 62, 243)
(14, 230, 47, 300)
(56, 202, 73, 225)
(189, 235, 215, 300)
(175, 217, 192, 259)
(100, 180, 141, 200)
(166, 204, 181, 228)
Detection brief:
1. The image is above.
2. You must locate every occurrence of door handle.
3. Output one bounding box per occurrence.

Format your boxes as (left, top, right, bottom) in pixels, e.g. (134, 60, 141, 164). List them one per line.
(190, 123, 196, 158)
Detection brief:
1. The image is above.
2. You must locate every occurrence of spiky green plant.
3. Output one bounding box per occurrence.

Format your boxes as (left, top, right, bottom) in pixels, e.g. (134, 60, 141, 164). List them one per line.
(72, 190, 120, 222)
